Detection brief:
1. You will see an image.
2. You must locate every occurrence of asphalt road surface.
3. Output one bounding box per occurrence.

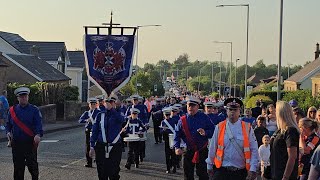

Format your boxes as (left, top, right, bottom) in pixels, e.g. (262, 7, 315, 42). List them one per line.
(0, 127, 185, 180)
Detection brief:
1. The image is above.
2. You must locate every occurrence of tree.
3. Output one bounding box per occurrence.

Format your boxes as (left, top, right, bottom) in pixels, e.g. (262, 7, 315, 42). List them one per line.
(173, 53, 190, 67)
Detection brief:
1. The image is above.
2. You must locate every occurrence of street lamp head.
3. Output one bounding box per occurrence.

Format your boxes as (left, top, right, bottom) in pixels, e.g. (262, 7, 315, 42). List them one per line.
(216, 5, 224, 7)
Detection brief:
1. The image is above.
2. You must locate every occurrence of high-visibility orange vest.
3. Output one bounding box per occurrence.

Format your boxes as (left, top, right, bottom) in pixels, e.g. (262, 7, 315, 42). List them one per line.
(213, 120, 251, 171)
(145, 101, 152, 113)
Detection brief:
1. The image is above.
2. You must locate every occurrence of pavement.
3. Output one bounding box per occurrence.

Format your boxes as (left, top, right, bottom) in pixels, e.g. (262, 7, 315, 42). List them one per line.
(0, 121, 83, 142)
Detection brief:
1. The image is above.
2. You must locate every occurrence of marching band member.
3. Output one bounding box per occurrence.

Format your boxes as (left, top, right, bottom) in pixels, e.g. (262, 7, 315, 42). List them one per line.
(204, 102, 224, 126)
(89, 96, 125, 180)
(161, 107, 179, 174)
(174, 96, 214, 180)
(78, 97, 99, 168)
(96, 95, 106, 112)
(6, 87, 43, 180)
(151, 98, 164, 144)
(206, 98, 259, 180)
(125, 95, 149, 162)
(124, 108, 146, 169)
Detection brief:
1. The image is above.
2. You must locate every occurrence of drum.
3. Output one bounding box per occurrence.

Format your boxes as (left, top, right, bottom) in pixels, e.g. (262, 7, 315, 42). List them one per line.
(169, 134, 174, 149)
(123, 134, 140, 142)
(138, 131, 147, 141)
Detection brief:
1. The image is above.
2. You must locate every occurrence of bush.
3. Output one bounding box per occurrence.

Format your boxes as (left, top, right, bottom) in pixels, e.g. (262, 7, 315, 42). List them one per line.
(245, 95, 274, 108)
(7, 83, 79, 106)
(247, 90, 286, 104)
(282, 90, 320, 113)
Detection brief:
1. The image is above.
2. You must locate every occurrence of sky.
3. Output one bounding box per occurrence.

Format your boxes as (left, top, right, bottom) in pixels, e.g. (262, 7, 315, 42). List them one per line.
(1, 0, 320, 67)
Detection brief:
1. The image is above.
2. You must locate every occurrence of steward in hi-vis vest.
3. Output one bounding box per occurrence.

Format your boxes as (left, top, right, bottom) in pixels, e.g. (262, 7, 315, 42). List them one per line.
(206, 98, 259, 180)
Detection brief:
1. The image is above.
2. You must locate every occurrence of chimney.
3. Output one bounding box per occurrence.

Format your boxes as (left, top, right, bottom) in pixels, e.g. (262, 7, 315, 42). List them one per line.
(30, 45, 40, 57)
(315, 43, 320, 60)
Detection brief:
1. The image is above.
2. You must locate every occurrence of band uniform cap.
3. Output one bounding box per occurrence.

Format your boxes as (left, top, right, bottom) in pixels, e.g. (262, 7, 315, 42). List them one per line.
(204, 101, 215, 107)
(88, 97, 97, 103)
(106, 94, 118, 102)
(186, 96, 201, 105)
(130, 108, 140, 114)
(224, 98, 243, 108)
(180, 100, 187, 105)
(96, 95, 104, 101)
(130, 94, 140, 100)
(156, 98, 162, 102)
(216, 102, 224, 107)
(171, 106, 179, 112)
(14, 87, 30, 96)
(173, 103, 182, 109)
(162, 107, 172, 115)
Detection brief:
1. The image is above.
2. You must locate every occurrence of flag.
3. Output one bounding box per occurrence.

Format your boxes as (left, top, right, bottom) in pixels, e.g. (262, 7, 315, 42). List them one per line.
(84, 34, 136, 95)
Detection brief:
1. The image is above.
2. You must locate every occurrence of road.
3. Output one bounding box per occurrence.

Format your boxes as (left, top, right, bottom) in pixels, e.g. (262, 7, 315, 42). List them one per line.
(0, 127, 185, 180)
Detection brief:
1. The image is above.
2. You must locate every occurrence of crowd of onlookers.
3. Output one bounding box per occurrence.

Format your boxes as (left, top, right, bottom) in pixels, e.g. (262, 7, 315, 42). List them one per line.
(243, 99, 320, 180)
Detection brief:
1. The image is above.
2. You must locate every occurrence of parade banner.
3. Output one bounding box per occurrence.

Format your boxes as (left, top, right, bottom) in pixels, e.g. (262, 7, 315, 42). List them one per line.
(84, 35, 136, 95)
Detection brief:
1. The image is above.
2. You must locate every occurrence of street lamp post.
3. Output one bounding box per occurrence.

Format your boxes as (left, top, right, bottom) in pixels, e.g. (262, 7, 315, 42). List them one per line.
(198, 69, 201, 94)
(213, 41, 232, 97)
(216, 52, 222, 98)
(217, 4, 250, 98)
(277, 0, 284, 101)
(135, 24, 161, 93)
(235, 58, 240, 97)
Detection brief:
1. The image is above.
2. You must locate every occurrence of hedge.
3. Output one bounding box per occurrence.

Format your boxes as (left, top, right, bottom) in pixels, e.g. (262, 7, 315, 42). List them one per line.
(245, 95, 274, 108)
(7, 82, 79, 106)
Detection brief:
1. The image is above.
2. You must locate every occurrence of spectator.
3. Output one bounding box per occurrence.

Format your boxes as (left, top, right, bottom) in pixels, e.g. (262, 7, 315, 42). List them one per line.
(307, 106, 317, 120)
(243, 108, 256, 127)
(308, 144, 320, 180)
(259, 135, 271, 180)
(298, 118, 320, 180)
(0, 90, 9, 130)
(254, 116, 270, 147)
(270, 101, 299, 180)
(293, 107, 305, 124)
(252, 100, 262, 118)
(266, 104, 277, 136)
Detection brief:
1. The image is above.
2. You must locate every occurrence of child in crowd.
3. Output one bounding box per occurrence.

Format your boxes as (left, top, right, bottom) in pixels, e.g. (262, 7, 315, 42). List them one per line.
(254, 116, 270, 147)
(259, 135, 271, 180)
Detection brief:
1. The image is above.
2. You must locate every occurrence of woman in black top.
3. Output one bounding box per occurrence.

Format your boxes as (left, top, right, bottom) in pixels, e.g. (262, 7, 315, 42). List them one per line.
(270, 101, 300, 180)
(298, 118, 320, 180)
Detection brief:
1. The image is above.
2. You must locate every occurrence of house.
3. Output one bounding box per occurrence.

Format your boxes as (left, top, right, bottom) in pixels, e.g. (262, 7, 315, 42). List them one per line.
(284, 43, 320, 91)
(311, 74, 320, 97)
(67, 51, 86, 101)
(0, 31, 71, 89)
(13, 41, 69, 74)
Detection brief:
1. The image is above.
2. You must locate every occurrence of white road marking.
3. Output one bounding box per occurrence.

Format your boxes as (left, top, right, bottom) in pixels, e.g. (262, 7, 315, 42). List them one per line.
(41, 140, 59, 143)
(61, 158, 85, 168)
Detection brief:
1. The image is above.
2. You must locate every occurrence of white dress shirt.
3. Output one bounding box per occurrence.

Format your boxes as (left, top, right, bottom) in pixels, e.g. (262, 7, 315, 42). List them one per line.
(206, 118, 259, 172)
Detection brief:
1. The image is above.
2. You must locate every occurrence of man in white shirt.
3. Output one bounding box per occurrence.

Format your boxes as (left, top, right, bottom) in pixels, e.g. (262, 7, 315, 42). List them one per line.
(206, 98, 259, 180)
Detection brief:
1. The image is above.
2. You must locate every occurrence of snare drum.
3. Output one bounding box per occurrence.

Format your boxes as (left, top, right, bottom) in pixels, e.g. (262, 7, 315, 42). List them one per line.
(138, 132, 147, 141)
(123, 134, 140, 142)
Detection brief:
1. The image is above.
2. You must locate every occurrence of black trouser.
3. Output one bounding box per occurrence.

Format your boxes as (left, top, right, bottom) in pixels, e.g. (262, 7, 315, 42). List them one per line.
(211, 167, 247, 180)
(163, 133, 177, 171)
(183, 148, 209, 180)
(85, 130, 92, 166)
(139, 141, 146, 160)
(95, 143, 122, 180)
(12, 140, 39, 180)
(153, 121, 162, 143)
(126, 141, 140, 166)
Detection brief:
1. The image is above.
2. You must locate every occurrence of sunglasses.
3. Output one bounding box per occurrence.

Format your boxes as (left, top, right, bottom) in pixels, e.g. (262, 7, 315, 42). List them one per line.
(228, 108, 238, 111)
